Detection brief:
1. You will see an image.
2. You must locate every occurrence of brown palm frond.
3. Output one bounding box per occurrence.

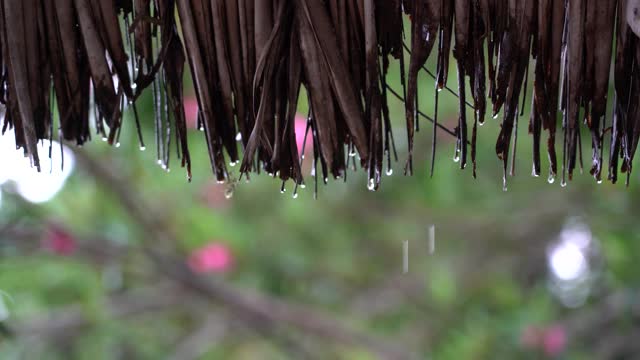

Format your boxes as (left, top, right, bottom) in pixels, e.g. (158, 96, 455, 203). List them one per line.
(2, 0, 640, 190)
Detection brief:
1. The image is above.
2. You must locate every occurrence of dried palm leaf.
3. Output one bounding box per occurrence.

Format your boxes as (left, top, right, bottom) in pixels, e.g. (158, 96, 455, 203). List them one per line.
(1, 0, 640, 192)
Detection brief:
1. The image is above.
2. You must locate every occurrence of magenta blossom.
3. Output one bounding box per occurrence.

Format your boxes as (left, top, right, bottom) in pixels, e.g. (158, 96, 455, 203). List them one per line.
(294, 114, 308, 154)
(542, 325, 567, 357)
(188, 242, 234, 273)
(42, 225, 77, 256)
(183, 97, 199, 129)
(520, 324, 567, 357)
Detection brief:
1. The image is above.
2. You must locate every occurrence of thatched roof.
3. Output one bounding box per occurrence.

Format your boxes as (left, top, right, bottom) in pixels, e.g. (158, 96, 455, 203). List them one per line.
(0, 0, 638, 190)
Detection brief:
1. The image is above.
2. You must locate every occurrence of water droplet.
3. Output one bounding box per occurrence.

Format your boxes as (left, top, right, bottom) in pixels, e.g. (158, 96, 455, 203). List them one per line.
(139, 146, 146, 151)
(532, 165, 540, 177)
(386, 168, 393, 176)
(224, 188, 234, 199)
(548, 173, 556, 184)
(367, 178, 376, 191)
(235, 132, 242, 141)
(421, 24, 430, 42)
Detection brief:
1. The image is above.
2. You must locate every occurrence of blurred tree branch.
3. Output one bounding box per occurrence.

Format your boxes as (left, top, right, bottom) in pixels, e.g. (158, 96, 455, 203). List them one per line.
(10, 283, 189, 339)
(72, 149, 417, 360)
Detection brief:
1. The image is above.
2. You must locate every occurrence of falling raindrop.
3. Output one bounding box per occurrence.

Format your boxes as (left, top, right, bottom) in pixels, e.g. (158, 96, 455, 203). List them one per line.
(367, 178, 376, 191)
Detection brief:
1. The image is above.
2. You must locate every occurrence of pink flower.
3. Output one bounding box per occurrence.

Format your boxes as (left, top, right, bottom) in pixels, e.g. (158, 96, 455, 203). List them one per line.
(520, 324, 567, 357)
(42, 225, 76, 256)
(184, 97, 199, 129)
(294, 114, 308, 154)
(542, 325, 566, 357)
(188, 242, 234, 273)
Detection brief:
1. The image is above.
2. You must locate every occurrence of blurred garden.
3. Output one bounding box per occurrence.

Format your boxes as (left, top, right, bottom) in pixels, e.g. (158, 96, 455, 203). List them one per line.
(2, 28, 640, 360)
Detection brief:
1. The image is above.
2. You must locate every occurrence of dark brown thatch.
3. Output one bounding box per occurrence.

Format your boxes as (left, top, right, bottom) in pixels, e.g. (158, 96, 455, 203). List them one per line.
(1, 0, 640, 190)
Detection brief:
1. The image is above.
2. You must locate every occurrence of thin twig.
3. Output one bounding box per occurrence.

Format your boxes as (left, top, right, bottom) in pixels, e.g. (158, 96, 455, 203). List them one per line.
(385, 84, 458, 138)
(402, 43, 475, 109)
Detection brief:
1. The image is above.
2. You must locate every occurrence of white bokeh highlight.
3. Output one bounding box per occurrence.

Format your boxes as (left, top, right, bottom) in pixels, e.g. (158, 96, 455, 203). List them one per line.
(0, 128, 74, 204)
(549, 242, 588, 281)
(547, 218, 597, 308)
